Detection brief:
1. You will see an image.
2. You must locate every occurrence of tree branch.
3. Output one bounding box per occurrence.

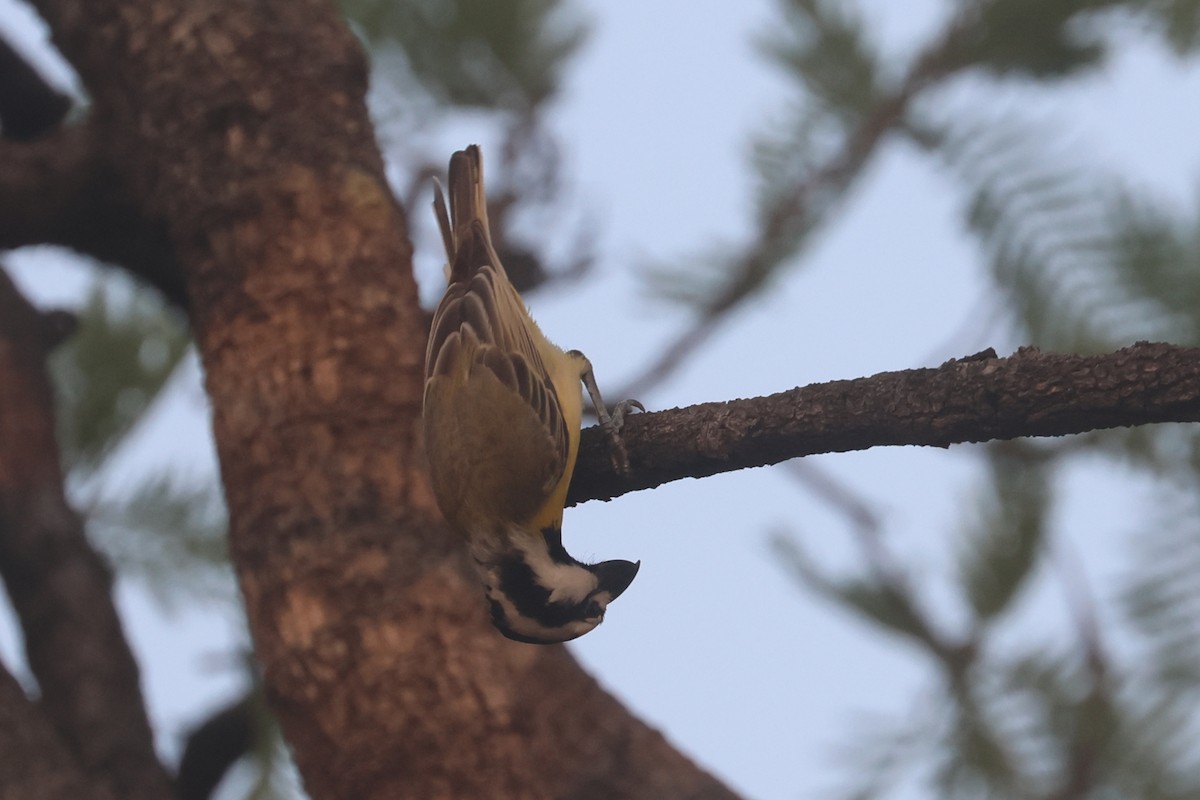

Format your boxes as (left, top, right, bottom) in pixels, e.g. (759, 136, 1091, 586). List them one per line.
(0, 664, 113, 800)
(0, 124, 185, 308)
(0, 31, 71, 141)
(174, 690, 256, 800)
(0, 267, 174, 800)
(572, 342, 1200, 504)
(0, 27, 184, 307)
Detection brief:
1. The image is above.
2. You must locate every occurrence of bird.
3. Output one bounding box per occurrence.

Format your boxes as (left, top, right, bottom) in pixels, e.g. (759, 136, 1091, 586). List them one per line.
(423, 145, 642, 644)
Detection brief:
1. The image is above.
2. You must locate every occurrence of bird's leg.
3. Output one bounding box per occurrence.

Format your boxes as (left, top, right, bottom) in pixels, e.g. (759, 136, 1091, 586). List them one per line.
(569, 350, 643, 475)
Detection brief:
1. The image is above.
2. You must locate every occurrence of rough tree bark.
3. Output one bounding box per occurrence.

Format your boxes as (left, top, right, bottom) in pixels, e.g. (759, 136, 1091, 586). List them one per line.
(5, 2, 1200, 800)
(15, 1, 738, 799)
(572, 343, 1200, 503)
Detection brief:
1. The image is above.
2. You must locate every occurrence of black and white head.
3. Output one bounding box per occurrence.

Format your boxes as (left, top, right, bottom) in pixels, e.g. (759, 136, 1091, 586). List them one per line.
(478, 527, 640, 644)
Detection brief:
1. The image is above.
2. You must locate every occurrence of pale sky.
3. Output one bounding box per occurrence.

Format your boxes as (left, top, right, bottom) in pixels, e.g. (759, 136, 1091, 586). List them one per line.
(4, 2, 1200, 798)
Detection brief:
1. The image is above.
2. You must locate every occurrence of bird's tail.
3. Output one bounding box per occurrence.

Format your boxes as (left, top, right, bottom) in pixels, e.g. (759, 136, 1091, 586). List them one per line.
(433, 145, 494, 283)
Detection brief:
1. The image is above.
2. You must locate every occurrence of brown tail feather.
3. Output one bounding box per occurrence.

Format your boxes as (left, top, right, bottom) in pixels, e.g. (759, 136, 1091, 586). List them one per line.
(448, 147, 488, 236)
(443, 146, 490, 281)
(434, 145, 510, 286)
(432, 177, 455, 265)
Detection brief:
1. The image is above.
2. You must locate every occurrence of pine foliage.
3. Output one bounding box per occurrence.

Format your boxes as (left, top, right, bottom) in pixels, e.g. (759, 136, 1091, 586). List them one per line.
(750, 1, 1200, 797)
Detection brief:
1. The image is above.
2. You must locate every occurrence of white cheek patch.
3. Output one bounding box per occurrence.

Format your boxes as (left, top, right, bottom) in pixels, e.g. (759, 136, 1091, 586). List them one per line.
(512, 532, 599, 604)
(484, 585, 600, 644)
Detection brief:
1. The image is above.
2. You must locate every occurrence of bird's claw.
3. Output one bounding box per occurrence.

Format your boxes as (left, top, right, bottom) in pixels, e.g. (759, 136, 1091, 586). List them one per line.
(610, 398, 645, 433)
(600, 398, 643, 476)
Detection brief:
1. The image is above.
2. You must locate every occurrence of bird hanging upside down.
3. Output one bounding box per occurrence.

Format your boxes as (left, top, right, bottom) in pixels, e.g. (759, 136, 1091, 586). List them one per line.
(423, 145, 642, 644)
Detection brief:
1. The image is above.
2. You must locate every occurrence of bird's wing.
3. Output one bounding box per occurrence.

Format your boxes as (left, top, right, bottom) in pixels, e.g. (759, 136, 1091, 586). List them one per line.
(424, 149, 571, 527)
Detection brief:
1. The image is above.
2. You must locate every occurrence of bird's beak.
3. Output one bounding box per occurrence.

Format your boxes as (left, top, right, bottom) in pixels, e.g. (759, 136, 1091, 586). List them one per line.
(592, 559, 641, 600)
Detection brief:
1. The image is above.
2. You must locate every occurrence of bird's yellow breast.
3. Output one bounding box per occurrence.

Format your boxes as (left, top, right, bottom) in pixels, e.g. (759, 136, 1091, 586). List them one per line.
(524, 320, 583, 533)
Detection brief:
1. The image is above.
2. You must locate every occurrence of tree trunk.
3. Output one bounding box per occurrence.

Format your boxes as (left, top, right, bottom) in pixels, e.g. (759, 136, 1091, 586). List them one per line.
(26, 1, 736, 798)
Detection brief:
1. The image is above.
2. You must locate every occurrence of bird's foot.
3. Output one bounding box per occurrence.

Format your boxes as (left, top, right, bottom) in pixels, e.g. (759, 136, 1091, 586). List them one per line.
(571, 350, 644, 476)
(597, 398, 643, 476)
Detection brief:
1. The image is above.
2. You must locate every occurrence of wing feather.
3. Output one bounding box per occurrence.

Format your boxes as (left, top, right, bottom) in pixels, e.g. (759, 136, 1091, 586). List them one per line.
(424, 147, 571, 526)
